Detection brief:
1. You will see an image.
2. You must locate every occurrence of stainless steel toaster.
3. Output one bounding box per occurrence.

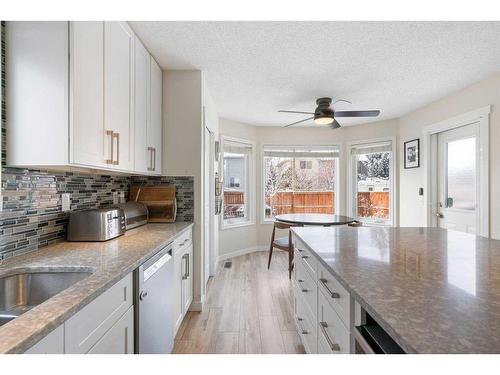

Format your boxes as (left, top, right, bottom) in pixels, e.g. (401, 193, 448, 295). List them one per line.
(67, 208, 126, 242)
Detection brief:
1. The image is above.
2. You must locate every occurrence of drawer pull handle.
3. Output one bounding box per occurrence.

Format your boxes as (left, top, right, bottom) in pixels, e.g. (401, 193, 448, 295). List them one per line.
(301, 288, 309, 293)
(297, 248, 304, 253)
(319, 321, 341, 352)
(319, 278, 340, 299)
(297, 317, 309, 335)
(301, 255, 310, 259)
(297, 279, 304, 283)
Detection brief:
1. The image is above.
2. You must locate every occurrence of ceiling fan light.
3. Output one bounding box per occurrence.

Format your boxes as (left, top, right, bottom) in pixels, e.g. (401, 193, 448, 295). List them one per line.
(314, 116, 334, 125)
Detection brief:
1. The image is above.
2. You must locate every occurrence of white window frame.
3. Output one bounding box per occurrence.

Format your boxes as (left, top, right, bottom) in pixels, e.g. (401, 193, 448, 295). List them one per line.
(261, 143, 341, 224)
(220, 135, 255, 230)
(347, 137, 397, 227)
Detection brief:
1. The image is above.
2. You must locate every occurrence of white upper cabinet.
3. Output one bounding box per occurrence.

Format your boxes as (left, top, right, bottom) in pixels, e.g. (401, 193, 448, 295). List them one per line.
(134, 37, 150, 174)
(6, 21, 69, 167)
(6, 21, 161, 176)
(134, 37, 162, 175)
(104, 22, 135, 171)
(70, 21, 106, 168)
(149, 57, 163, 174)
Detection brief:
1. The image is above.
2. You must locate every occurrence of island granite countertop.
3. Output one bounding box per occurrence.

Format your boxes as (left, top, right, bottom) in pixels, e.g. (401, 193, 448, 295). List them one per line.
(291, 226, 500, 354)
(0, 222, 193, 354)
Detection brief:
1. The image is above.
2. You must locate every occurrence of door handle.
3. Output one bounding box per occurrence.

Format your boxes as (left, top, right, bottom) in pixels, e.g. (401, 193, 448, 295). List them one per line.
(436, 212, 444, 218)
(139, 290, 148, 301)
(105, 130, 114, 164)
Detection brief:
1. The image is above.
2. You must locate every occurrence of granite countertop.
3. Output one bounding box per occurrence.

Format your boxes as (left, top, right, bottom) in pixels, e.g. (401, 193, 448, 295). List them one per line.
(0, 222, 193, 354)
(291, 226, 500, 354)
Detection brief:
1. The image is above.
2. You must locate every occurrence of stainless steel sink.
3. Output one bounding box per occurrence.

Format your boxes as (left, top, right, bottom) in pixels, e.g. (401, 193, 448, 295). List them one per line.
(0, 270, 92, 326)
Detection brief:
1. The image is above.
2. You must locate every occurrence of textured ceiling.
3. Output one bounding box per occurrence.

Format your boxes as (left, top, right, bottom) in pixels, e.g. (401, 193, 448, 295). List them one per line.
(129, 21, 500, 127)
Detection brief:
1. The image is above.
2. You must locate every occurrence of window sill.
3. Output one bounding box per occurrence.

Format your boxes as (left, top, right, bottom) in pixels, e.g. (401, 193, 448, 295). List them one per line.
(221, 221, 256, 230)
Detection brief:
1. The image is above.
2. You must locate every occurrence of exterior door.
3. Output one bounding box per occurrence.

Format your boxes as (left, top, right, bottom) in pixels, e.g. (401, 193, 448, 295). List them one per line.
(436, 123, 479, 233)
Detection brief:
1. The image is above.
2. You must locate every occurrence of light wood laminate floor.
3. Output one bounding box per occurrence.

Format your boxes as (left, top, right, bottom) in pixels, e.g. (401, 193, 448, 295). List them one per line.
(173, 251, 305, 354)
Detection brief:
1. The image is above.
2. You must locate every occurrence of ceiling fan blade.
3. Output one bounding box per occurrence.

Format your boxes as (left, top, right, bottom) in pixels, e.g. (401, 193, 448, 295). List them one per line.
(333, 110, 380, 117)
(329, 119, 341, 129)
(278, 110, 315, 115)
(284, 116, 315, 127)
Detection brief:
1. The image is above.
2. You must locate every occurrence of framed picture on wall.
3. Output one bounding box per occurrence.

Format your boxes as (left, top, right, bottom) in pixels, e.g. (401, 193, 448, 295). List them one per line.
(404, 139, 420, 169)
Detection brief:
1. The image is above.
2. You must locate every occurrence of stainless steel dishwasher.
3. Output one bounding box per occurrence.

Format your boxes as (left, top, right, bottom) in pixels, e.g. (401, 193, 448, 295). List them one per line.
(135, 242, 174, 354)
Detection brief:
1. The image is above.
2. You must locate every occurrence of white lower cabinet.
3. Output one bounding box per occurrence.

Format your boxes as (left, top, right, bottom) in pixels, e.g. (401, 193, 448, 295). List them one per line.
(25, 325, 64, 354)
(173, 228, 194, 335)
(87, 306, 134, 354)
(24, 273, 134, 354)
(293, 233, 353, 354)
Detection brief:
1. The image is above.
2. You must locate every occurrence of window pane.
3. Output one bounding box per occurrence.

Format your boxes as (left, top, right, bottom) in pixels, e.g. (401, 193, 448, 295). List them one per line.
(355, 151, 391, 223)
(223, 140, 252, 226)
(447, 137, 476, 210)
(264, 151, 336, 220)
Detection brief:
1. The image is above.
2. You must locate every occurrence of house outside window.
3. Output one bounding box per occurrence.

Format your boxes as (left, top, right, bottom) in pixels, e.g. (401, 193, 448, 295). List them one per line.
(349, 140, 395, 226)
(222, 137, 254, 228)
(263, 145, 339, 221)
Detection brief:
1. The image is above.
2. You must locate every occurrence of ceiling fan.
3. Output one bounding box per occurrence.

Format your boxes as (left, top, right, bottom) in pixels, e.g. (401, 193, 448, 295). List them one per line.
(279, 97, 380, 129)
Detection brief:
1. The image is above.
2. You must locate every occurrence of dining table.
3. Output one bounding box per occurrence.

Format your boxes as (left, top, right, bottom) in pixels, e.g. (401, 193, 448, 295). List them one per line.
(274, 213, 357, 226)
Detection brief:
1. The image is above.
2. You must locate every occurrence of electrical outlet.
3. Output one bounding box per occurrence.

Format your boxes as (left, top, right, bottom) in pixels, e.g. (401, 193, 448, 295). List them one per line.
(62, 193, 71, 212)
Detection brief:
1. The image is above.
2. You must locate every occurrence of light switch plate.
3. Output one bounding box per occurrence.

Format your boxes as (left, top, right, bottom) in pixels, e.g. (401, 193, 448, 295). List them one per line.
(61, 193, 71, 212)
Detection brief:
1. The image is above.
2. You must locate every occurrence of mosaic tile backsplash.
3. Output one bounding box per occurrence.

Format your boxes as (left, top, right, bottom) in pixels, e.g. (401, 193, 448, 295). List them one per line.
(0, 171, 194, 260)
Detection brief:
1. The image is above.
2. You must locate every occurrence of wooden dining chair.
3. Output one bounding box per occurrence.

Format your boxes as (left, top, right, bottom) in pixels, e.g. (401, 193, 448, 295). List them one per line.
(267, 221, 301, 279)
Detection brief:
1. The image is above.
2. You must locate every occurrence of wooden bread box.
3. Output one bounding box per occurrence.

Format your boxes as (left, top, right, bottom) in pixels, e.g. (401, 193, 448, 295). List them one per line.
(130, 186, 177, 223)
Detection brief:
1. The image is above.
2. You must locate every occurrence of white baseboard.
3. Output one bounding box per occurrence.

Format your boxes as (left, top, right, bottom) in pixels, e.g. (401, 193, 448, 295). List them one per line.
(189, 294, 205, 312)
(216, 245, 267, 263)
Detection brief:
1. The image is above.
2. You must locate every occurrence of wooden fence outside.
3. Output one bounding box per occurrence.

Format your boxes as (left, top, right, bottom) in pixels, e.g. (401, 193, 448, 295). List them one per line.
(357, 192, 390, 218)
(224, 190, 390, 219)
(265, 191, 335, 216)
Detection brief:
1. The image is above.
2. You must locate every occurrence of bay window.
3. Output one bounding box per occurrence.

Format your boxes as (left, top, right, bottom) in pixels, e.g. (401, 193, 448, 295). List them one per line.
(222, 137, 254, 228)
(263, 145, 339, 221)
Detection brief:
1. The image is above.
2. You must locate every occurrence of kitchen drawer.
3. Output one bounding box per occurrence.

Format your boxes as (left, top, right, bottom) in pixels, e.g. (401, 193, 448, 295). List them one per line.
(294, 256, 317, 319)
(318, 262, 351, 329)
(173, 228, 192, 254)
(65, 273, 133, 353)
(317, 287, 350, 354)
(294, 237, 317, 278)
(295, 292, 317, 354)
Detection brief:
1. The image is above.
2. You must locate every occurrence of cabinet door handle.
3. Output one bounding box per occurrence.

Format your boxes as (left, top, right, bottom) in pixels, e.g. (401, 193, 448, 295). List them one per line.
(296, 317, 308, 335)
(113, 132, 120, 165)
(186, 253, 190, 278)
(182, 254, 188, 280)
(301, 288, 309, 293)
(319, 321, 341, 352)
(147, 147, 154, 171)
(105, 130, 114, 164)
(152, 147, 156, 171)
(319, 278, 340, 299)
